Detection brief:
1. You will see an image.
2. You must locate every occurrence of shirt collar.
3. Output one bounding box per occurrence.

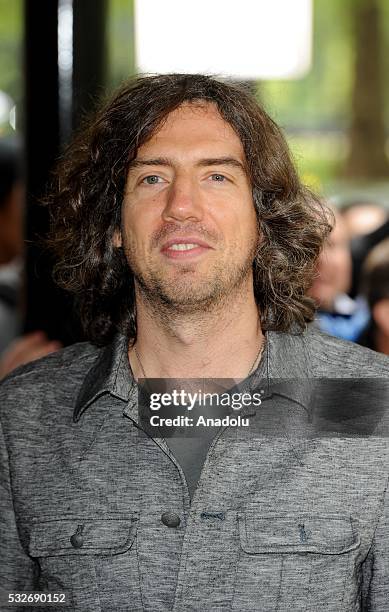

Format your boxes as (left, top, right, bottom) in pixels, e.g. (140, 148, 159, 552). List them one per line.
(73, 334, 134, 422)
(73, 328, 313, 424)
(263, 329, 314, 413)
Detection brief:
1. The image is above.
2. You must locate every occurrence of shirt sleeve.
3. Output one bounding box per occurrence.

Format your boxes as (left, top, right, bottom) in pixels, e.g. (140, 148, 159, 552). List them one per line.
(0, 415, 39, 609)
(362, 476, 389, 610)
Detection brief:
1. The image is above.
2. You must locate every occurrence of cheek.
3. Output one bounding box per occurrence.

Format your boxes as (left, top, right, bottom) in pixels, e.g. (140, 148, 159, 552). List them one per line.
(238, 195, 257, 227)
(218, 197, 256, 233)
(235, 207, 258, 246)
(121, 210, 143, 255)
(122, 206, 161, 258)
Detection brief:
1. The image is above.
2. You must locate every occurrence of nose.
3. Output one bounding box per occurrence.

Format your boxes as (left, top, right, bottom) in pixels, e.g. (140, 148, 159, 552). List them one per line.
(162, 176, 204, 223)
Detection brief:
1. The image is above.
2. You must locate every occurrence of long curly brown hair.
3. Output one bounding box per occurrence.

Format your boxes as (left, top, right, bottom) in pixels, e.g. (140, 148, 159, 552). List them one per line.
(46, 74, 332, 346)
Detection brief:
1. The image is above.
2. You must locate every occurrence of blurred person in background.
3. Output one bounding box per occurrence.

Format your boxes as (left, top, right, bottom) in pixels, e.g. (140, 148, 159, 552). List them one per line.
(339, 200, 389, 298)
(0, 139, 61, 379)
(0, 332, 62, 379)
(358, 238, 389, 354)
(0, 139, 24, 353)
(341, 201, 387, 239)
(309, 206, 369, 341)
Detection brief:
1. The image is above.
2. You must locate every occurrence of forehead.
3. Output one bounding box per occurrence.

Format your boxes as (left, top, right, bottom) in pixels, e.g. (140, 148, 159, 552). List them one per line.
(137, 102, 245, 158)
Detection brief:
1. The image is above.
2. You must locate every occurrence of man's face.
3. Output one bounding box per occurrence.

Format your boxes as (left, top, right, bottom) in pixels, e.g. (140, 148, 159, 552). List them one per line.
(118, 102, 258, 311)
(309, 211, 352, 310)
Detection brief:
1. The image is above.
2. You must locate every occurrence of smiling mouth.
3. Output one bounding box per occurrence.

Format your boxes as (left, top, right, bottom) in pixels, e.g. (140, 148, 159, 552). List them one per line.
(160, 240, 212, 259)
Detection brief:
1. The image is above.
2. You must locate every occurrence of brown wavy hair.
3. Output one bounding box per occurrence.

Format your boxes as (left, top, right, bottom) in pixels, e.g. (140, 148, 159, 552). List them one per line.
(46, 74, 332, 346)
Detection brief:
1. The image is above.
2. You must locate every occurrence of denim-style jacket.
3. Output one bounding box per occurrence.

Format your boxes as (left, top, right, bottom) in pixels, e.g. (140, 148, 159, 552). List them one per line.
(1, 327, 389, 611)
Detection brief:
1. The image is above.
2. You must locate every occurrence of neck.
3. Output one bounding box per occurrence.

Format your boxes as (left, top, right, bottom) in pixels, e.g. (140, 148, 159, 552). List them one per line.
(130, 277, 264, 379)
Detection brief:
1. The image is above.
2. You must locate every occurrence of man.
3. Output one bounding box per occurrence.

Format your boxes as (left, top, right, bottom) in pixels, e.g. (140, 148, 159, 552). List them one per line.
(339, 200, 389, 298)
(0, 139, 61, 377)
(0, 139, 24, 353)
(359, 238, 389, 354)
(340, 201, 387, 241)
(1, 74, 389, 612)
(309, 206, 370, 341)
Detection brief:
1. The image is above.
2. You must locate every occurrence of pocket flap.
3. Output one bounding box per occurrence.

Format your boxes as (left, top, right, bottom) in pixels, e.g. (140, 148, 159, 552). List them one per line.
(238, 512, 360, 555)
(28, 514, 139, 557)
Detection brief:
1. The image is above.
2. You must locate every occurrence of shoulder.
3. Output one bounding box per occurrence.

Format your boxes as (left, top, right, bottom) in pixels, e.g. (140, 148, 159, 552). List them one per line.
(303, 326, 389, 377)
(0, 340, 99, 387)
(0, 341, 100, 421)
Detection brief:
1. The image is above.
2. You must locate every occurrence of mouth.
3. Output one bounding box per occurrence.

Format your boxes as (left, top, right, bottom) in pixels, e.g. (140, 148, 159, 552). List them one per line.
(160, 237, 213, 260)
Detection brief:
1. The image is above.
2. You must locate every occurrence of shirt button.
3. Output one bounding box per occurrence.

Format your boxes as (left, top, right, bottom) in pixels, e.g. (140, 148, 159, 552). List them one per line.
(70, 533, 84, 548)
(70, 526, 84, 548)
(161, 512, 181, 528)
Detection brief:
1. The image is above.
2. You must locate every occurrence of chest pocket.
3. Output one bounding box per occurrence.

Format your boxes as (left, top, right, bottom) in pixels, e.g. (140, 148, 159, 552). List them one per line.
(28, 514, 142, 612)
(232, 512, 361, 612)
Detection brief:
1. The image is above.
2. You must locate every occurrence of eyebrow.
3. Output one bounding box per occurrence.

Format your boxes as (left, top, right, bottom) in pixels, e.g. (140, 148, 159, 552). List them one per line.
(128, 156, 246, 173)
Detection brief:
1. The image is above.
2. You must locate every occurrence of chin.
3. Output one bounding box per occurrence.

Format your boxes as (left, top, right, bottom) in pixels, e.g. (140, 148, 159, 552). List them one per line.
(162, 288, 215, 306)
(158, 280, 226, 309)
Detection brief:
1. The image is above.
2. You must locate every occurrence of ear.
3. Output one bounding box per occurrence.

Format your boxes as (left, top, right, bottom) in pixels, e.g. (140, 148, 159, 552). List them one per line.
(112, 229, 122, 248)
(372, 299, 389, 334)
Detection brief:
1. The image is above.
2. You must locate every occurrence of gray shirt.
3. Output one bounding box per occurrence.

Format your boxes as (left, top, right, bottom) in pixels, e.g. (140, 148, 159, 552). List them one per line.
(1, 326, 389, 611)
(163, 367, 267, 500)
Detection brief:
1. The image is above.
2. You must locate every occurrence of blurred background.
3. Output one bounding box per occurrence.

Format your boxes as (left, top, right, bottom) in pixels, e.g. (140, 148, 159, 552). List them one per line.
(0, 0, 389, 375)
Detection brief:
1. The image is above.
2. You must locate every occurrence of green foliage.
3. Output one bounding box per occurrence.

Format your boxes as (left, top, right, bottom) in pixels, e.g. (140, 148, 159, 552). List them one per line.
(379, 0, 389, 126)
(0, 0, 387, 189)
(288, 133, 346, 193)
(259, 0, 355, 130)
(257, 0, 389, 189)
(106, 0, 136, 88)
(0, 0, 22, 104)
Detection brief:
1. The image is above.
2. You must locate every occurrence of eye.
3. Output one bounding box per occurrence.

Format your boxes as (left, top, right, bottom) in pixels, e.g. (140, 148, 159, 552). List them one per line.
(142, 175, 163, 185)
(210, 173, 227, 182)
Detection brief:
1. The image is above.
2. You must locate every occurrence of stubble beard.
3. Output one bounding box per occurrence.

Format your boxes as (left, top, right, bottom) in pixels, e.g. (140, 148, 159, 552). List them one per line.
(125, 238, 259, 316)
